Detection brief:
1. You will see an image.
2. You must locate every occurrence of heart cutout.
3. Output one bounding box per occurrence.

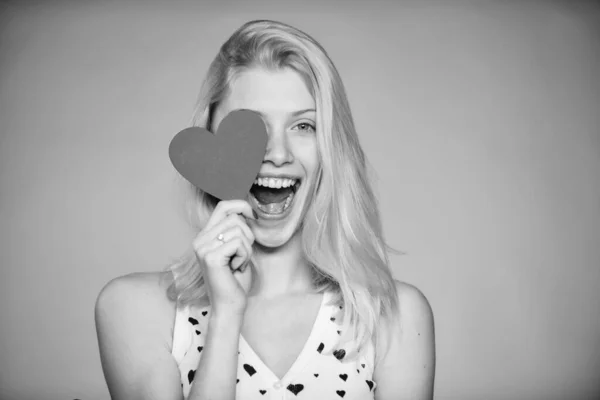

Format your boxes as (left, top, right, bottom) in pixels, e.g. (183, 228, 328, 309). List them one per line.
(169, 110, 268, 201)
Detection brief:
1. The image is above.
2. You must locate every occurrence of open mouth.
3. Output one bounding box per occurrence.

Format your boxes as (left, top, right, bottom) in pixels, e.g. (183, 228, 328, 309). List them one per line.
(249, 177, 301, 216)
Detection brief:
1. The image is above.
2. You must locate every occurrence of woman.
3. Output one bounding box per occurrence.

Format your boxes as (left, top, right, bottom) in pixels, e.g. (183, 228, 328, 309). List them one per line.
(95, 20, 435, 400)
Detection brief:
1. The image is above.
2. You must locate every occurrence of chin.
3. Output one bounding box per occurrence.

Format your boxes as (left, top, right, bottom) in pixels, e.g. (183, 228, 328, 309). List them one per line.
(253, 230, 295, 249)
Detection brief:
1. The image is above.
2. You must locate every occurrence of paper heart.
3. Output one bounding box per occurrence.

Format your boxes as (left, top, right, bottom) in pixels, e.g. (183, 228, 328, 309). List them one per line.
(169, 110, 268, 201)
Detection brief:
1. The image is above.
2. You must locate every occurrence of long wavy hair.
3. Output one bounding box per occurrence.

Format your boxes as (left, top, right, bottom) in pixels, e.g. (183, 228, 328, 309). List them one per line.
(162, 20, 401, 360)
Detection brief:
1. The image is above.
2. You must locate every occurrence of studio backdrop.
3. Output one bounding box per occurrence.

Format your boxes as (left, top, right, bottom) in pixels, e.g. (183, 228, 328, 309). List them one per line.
(0, 1, 599, 399)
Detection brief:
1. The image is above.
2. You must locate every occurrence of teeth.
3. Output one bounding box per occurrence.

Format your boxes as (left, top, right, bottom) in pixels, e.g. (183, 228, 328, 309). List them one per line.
(283, 191, 293, 209)
(253, 177, 297, 188)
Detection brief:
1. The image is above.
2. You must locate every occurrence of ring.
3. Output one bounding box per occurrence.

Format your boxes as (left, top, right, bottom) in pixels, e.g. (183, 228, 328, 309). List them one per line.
(217, 233, 225, 242)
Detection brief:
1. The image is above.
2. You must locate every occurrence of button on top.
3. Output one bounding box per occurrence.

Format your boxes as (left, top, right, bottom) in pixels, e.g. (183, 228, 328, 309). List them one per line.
(273, 381, 283, 390)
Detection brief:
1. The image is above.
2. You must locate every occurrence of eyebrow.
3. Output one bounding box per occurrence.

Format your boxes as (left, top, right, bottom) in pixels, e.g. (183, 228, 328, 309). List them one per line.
(239, 108, 316, 118)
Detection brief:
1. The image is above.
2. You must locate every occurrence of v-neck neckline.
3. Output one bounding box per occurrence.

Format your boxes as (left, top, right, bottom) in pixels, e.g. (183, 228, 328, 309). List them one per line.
(238, 290, 331, 384)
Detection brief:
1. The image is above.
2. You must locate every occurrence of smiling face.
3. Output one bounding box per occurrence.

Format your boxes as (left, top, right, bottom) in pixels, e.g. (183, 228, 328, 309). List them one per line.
(212, 67, 319, 248)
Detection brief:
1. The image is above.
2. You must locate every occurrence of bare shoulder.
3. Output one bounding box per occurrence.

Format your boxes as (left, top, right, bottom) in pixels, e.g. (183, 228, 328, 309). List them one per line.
(96, 271, 175, 304)
(394, 280, 434, 330)
(95, 271, 177, 338)
(373, 280, 435, 400)
(375, 280, 434, 354)
(95, 271, 182, 400)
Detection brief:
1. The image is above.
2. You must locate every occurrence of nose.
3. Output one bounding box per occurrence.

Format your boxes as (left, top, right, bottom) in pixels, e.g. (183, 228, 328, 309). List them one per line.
(263, 128, 293, 166)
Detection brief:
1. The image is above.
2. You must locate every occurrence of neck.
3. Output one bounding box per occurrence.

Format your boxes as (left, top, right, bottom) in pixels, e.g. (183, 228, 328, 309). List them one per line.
(248, 232, 315, 298)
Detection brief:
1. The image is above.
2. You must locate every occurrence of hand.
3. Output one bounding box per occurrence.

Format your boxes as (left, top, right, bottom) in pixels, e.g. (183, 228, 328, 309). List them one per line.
(193, 200, 256, 317)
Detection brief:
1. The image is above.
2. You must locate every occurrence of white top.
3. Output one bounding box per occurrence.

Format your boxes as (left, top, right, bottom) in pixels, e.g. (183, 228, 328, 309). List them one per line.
(171, 290, 378, 399)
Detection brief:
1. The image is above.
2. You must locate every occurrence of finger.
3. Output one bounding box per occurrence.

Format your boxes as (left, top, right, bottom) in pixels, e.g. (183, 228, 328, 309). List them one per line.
(205, 237, 248, 270)
(218, 226, 253, 261)
(204, 200, 256, 231)
(229, 235, 253, 271)
(204, 214, 255, 244)
(225, 214, 255, 243)
(194, 225, 253, 272)
(194, 233, 225, 258)
(233, 258, 253, 294)
(194, 213, 252, 252)
(195, 225, 251, 258)
(225, 235, 250, 271)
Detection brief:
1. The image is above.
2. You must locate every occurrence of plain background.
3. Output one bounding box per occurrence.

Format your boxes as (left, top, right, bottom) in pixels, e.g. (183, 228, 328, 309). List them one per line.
(1, 1, 599, 399)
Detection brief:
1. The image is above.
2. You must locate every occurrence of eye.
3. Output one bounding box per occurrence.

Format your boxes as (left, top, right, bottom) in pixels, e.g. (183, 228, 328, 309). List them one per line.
(293, 122, 316, 133)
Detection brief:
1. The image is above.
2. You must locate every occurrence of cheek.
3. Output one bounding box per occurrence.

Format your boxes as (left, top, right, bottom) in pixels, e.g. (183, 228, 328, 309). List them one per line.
(292, 137, 319, 175)
(307, 145, 320, 177)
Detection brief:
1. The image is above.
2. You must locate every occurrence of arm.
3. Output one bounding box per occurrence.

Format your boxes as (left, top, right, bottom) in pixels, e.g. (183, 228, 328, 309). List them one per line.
(95, 201, 253, 399)
(95, 272, 244, 400)
(95, 273, 183, 400)
(373, 280, 436, 400)
(187, 311, 243, 400)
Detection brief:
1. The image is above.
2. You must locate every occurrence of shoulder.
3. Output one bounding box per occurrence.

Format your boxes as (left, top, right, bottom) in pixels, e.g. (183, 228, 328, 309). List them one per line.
(393, 280, 434, 331)
(95, 271, 177, 346)
(96, 270, 174, 297)
(372, 280, 435, 399)
(376, 280, 434, 357)
(96, 271, 175, 310)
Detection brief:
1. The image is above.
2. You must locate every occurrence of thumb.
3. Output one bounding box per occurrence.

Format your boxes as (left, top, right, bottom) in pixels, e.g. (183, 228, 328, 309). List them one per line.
(233, 257, 254, 295)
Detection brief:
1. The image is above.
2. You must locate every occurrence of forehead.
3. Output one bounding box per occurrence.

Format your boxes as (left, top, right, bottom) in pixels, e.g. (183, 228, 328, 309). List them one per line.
(218, 67, 315, 118)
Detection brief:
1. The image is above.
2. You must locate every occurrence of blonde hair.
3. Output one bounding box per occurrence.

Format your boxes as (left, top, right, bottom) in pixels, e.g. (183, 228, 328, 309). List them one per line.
(162, 20, 401, 359)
